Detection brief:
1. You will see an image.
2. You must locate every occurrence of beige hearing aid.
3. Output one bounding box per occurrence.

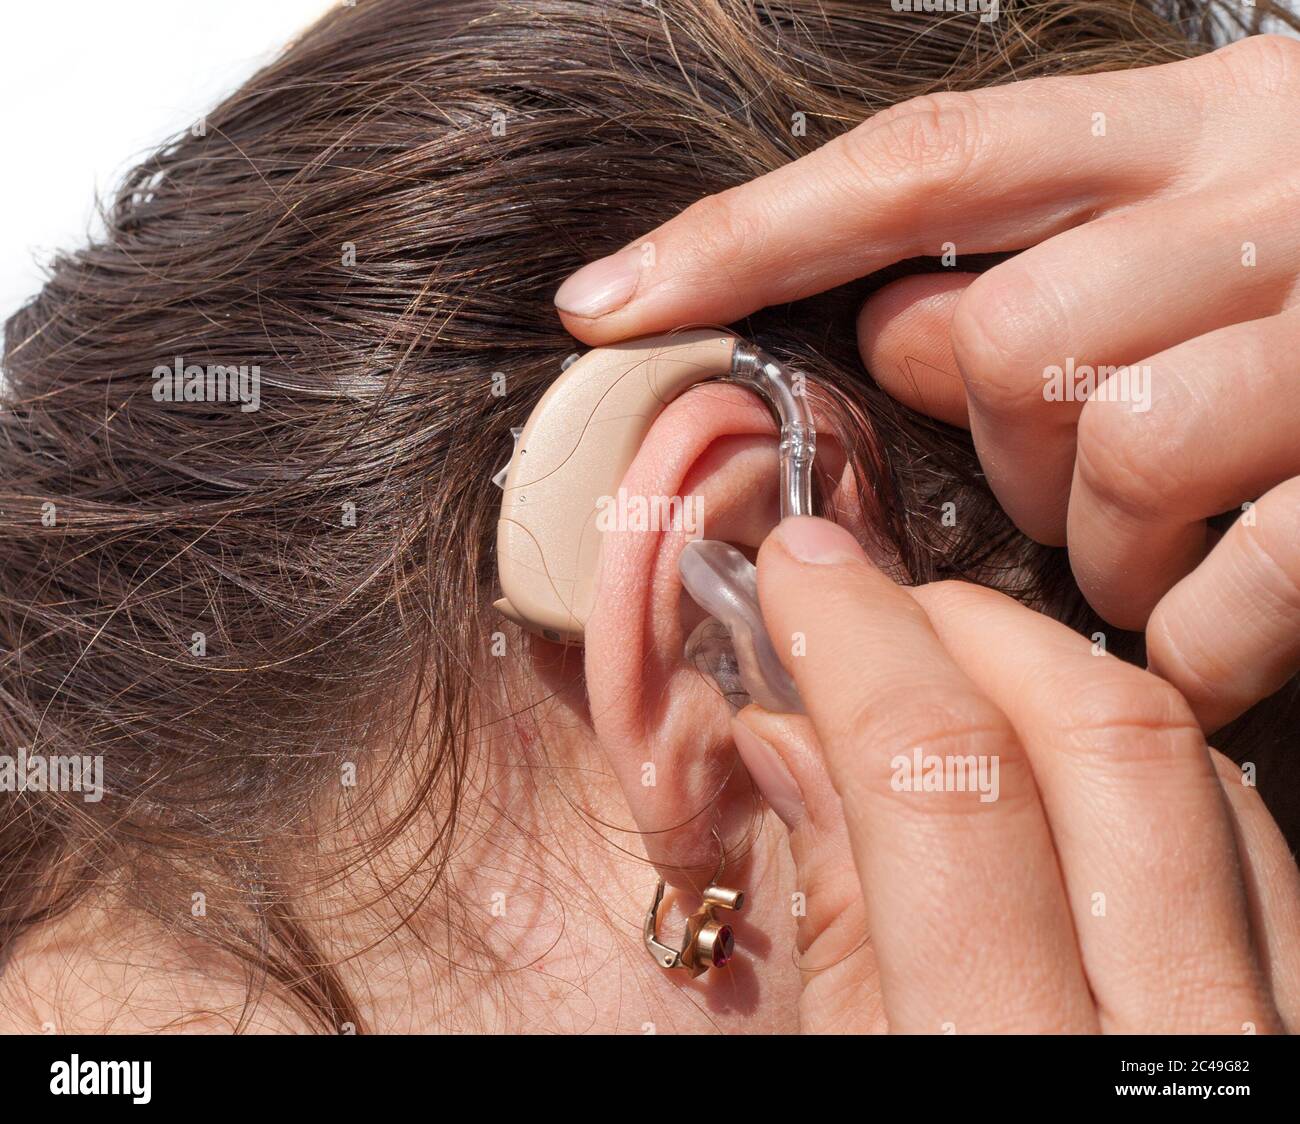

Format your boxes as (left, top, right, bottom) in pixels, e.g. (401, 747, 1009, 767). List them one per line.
(495, 326, 815, 718)
(494, 330, 740, 644)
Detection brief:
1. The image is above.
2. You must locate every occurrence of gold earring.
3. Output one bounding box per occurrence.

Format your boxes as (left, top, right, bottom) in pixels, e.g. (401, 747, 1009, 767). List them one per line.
(643, 832, 745, 977)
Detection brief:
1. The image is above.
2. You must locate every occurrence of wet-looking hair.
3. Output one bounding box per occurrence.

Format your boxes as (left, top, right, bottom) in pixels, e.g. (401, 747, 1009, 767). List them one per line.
(2, 0, 1296, 1031)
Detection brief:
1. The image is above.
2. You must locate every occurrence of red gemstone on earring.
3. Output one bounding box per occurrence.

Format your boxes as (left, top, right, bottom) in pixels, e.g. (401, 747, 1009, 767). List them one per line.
(712, 925, 735, 967)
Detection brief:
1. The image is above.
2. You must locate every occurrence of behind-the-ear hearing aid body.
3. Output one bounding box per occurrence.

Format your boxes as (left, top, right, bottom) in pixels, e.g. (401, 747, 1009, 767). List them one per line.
(494, 328, 815, 714)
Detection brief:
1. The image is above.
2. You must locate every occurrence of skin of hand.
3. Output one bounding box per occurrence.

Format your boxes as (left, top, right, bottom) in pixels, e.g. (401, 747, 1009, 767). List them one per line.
(733, 516, 1300, 1034)
(553, 34, 1300, 732)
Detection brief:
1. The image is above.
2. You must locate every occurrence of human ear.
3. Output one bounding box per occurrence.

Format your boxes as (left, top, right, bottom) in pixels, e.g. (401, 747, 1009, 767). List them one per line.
(581, 380, 848, 884)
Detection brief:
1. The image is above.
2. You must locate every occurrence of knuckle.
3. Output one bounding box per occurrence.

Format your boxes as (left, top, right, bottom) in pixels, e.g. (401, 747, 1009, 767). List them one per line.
(679, 189, 767, 270)
(1145, 599, 1232, 711)
(1074, 393, 1181, 520)
(950, 267, 1062, 413)
(1150, 483, 1300, 713)
(1239, 483, 1300, 608)
(1049, 667, 1203, 769)
(838, 676, 996, 751)
(835, 687, 1017, 813)
(1213, 34, 1300, 98)
(843, 92, 985, 190)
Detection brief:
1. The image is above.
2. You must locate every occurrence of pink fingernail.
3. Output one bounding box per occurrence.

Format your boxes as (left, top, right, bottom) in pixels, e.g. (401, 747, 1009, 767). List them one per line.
(554, 247, 643, 318)
(772, 516, 863, 566)
(733, 718, 805, 829)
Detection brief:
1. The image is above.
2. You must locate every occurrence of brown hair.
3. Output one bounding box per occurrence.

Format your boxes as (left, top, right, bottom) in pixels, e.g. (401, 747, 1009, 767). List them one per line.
(3, 0, 1297, 1032)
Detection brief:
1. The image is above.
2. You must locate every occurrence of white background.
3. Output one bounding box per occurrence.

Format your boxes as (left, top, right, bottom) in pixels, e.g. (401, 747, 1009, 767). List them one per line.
(0, 0, 335, 330)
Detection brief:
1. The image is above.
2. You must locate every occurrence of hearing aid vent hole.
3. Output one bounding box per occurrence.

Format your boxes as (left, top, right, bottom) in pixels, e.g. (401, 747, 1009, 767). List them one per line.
(543, 629, 562, 642)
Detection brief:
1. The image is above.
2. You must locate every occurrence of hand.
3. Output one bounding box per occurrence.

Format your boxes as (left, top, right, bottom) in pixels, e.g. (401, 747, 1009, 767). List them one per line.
(555, 35, 1300, 731)
(730, 516, 1300, 1033)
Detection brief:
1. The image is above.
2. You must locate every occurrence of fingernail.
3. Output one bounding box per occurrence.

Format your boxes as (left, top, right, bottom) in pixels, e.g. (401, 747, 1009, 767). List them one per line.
(554, 247, 643, 318)
(772, 516, 862, 566)
(733, 717, 805, 829)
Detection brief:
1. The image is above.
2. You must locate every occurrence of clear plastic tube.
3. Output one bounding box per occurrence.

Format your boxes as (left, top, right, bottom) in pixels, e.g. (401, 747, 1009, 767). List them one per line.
(679, 344, 814, 714)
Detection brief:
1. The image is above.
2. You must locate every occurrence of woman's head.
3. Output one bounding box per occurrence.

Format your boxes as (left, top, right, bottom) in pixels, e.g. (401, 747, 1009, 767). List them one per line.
(3, 0, 1295, 1031)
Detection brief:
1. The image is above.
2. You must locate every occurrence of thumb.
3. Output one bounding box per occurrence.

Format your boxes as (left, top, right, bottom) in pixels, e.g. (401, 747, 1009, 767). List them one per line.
(732, 706, 883, 1033)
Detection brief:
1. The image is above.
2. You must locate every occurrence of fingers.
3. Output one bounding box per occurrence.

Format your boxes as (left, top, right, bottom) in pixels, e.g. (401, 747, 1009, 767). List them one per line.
(913, 580, 1282, 1033)
(555, 60, 1211, 342)
(856, 273, 972, 428)
(1209, 749, 1300, 1032)
(950, 196, 1298, 544)
(1146, 476, 1300, 731)
(732, 708, 883, 1033)
(757, 517, 1096, 1032)
(1068, 309, 1300, 630)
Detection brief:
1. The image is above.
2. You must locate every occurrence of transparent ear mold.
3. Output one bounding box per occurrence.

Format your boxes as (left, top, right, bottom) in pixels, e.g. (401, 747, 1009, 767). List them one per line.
(681, 540, 804, 714)
(680, 343, 814, 714)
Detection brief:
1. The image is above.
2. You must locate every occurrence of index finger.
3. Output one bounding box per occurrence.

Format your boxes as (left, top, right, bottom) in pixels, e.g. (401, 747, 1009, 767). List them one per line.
(554, 58, 1210, 342)
(756, 517, 1095, 1032)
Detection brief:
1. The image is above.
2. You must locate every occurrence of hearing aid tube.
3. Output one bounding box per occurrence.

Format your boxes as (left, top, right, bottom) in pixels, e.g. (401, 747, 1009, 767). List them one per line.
(679, 343, 813, 714)
(728, 342, 815, 522)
